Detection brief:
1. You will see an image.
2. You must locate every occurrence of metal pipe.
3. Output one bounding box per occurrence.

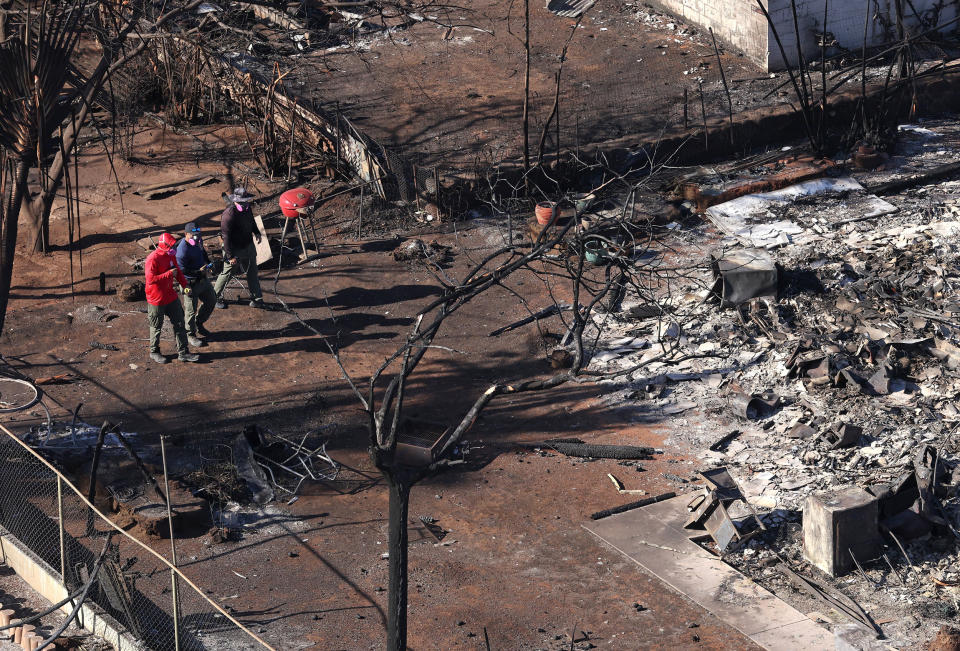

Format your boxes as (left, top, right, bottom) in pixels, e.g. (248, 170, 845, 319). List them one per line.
(254, 453, 308, 479)
(433, 166, 441, 221)
(0, 590, 82, 631)
(34, 532, 113, 651)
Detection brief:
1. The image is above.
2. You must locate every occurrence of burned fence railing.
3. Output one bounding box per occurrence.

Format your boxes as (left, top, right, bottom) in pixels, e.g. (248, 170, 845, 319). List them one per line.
(0, 424, 275, 651)
(153, 34, 393, 199)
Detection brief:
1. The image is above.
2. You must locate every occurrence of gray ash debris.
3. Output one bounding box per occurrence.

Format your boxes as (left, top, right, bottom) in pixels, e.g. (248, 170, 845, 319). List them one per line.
(585, 118, 960, 647)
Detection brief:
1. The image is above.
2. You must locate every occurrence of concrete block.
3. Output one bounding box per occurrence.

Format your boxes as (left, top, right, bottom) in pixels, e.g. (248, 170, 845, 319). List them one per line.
(803, 486, 879, 576)
(711, 248, 778, 307)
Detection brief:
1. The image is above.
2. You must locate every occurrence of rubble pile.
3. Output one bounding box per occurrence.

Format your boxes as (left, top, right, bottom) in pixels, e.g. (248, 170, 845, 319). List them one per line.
(585, 119, 960, 644)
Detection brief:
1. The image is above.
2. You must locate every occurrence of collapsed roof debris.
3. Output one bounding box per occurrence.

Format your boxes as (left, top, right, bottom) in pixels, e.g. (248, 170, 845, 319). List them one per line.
(585, 118, 960, 646)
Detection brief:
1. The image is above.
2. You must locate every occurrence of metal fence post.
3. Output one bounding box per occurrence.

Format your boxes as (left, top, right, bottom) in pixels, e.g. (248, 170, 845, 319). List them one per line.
(56, 477, 66, 581)
(161, 437, 181, 651)
(434, 166, 442, 222)
(170, 568, 181, 651)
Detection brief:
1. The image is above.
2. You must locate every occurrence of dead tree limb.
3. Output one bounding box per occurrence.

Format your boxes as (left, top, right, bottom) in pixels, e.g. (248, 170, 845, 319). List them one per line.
(536, 16, 582, 166)
(522, 0, 531, 189)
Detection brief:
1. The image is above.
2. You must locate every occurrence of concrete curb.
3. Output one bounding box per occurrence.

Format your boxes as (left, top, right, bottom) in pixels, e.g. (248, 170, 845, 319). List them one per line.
(0, 527, 144, 651)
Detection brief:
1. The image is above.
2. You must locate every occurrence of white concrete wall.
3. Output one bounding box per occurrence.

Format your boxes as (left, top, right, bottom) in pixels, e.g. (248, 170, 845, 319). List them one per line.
(649, 0, 772, 69)
(648, 0, 960, 71)
(767, 0, 959, 70)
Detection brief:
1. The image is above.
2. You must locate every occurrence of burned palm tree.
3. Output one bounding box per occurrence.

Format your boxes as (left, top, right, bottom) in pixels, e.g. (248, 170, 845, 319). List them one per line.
(0, 0, 203, 335)
(0, 1, 86, 335)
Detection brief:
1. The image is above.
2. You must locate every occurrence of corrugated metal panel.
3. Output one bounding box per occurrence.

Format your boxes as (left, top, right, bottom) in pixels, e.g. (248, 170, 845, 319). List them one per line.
(546, 0, 597, 17)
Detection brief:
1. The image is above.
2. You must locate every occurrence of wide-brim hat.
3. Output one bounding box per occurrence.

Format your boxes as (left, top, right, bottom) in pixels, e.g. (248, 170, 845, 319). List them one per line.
(227, 187, 255, 203)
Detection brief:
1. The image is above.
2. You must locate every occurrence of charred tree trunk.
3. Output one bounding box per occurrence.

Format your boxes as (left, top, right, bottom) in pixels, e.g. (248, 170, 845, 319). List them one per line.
(0, 3, 9, 43)
(0, 160, 30, 335)
(386, 471, 411, 651)
(894, 0, 907, 78)
(24, 196, 47, 255)
(0, 1, 12, 43)
(521, 0, 530, 190)
(23, 55, 105, 254)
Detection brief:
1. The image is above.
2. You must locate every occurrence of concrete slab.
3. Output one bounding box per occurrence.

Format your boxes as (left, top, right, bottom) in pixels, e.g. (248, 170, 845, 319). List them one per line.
(583, 496, 834, 651)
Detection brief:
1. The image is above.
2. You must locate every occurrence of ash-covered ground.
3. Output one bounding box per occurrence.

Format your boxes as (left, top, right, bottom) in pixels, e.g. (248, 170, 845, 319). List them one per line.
(583, 118, 960, 648)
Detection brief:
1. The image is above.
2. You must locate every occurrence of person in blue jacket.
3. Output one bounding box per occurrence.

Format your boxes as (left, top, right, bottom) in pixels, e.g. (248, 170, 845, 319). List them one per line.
(176, 222, 216, 346)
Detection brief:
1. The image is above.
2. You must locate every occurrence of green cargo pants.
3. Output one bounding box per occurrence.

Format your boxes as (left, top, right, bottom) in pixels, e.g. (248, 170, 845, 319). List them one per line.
(182, 276, 216, 335)
(213, 242, 262, 301)
(148, 299, 189, 356)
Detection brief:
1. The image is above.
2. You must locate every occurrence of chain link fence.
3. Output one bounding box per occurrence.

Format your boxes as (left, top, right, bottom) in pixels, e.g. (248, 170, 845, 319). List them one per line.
(0, 425, 272, 651)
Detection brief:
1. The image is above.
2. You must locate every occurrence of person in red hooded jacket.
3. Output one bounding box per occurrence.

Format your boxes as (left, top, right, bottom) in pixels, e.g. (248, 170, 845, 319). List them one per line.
(145, 233, 200, 364)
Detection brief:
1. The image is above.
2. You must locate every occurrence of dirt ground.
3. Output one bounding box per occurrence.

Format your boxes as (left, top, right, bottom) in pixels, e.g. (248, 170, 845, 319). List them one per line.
(306, 0, 770, 167)
(0, 122, 765, 650)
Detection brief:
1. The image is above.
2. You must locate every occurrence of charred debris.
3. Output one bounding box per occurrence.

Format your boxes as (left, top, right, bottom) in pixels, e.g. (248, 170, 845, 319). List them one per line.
(581, 120, 960, 646)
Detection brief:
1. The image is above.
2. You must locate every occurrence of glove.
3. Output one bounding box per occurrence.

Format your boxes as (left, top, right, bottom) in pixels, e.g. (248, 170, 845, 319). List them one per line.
(184, 286, 193, 296)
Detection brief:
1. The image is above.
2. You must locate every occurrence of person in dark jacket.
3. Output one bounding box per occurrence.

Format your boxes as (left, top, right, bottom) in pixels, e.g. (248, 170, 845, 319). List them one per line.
(145, 233, 200, 364)
(176, 222, 216, 346)
(213, 187, 265, 308)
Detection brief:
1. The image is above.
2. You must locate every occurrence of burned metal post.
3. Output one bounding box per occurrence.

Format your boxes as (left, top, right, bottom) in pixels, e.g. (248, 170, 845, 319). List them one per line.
(699, 80, 708, 151)
(412, 163, 421, 212)
(160, 436, 181, 651)
(56, 476, 66, 581)
(434, 166, 442, 222)
(708, 28, 735, 147)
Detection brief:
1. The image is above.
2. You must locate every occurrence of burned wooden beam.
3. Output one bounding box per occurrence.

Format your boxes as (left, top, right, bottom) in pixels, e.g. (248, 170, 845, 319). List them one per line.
(133, 174, 219, 200)
(590, 491, 676, 521)
(865, 160, 960, 196)
(235, 1, 309, 34)
(517, 440, 657, 459)
(488, 303, 572, 336)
